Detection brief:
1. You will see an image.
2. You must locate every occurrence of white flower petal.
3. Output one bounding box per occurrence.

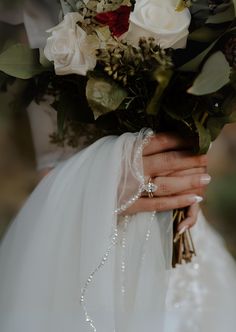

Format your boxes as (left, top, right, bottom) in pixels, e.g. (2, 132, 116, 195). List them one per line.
(44, 13, 98, 76)
(126, 0, 191, 49)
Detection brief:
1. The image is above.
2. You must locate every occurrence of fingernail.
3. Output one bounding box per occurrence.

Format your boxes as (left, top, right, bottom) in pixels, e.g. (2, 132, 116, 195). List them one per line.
(188, 195, 203, 204)
(200, 174, 211, 185)
(178, 225, 188, 235)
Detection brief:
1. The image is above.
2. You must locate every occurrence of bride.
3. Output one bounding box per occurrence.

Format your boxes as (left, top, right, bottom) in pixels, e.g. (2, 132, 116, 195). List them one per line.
(1, 1, 236, 331)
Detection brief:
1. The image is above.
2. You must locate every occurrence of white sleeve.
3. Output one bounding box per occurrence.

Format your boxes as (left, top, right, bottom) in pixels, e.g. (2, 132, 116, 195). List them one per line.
(0, 0, 59, 48)
(27, 97, 76, 171)
(23, 0, 60, 48)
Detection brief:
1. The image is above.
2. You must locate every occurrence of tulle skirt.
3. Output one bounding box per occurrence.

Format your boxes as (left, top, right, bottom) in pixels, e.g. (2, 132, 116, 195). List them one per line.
(0, 132, 236, 332)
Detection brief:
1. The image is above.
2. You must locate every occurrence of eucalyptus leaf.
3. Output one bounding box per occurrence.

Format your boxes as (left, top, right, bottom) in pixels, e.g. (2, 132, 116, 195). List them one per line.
(179, 39, 218, 72)
(206, 4, 235, 24)
(188, 51, 231, 95)
(233, 0, 236, 15)
(146, 68, 173, 115)
(86, 77, 127, 119)
(188, 27, 224, 43)
(0, 44, 45, 79)
(194, 118, 211, 153)
(207, 116, 232, 141)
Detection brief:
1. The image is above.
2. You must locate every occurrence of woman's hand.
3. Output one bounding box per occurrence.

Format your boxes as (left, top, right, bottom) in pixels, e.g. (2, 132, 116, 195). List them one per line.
(125, 133, 210, 230)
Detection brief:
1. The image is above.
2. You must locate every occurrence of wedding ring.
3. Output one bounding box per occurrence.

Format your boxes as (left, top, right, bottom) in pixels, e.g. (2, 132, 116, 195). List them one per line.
(143, 177, 158, 198)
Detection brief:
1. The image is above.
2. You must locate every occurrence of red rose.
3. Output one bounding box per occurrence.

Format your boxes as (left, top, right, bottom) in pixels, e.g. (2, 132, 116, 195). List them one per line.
(95, 5, 131, 38)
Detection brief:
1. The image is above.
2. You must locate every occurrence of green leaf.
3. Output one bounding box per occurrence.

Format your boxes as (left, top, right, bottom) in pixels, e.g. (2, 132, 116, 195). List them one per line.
(86, 77, 127, 119)
(188, 51, 231, 95)
(146, 68, 173, 115)
(0, 44, 45, 79)
(233, 0, 236, 15)
(194, 118, 211, 153)
(188, 27, 225, 43)
(179, 40, 218, 72)
(206, 115, 233, 141)
(206, 4, 235, 24)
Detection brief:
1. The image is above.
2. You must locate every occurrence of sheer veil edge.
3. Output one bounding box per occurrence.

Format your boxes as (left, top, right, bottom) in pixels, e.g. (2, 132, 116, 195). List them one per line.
(0, 130, 173, 332)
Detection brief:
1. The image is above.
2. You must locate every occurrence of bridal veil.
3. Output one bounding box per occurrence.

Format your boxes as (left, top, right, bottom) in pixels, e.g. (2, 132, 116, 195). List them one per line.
(0, 130, 173, 332)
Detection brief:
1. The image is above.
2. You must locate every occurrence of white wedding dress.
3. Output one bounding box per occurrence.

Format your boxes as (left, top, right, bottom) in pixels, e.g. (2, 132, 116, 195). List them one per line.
(1, 2, 236, 331)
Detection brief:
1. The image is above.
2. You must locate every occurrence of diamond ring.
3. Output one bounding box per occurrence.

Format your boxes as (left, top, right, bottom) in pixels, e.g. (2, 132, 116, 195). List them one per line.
(143, 177, 158, 198)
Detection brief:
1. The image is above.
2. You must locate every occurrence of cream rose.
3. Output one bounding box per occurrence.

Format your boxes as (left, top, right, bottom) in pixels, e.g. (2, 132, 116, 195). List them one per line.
(44, 13, 98, 76)
(126, 0, 191, 49)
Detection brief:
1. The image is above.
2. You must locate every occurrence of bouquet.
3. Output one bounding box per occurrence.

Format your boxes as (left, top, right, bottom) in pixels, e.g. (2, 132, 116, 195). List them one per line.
(0, 0, 236, 267)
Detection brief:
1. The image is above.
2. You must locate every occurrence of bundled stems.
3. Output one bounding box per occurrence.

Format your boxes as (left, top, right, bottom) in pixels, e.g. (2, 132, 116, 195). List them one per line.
(172, 209, 196, 267)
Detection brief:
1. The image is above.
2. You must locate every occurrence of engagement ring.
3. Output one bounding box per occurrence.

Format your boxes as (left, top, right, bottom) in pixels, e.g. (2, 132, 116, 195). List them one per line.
(143, 177, 158, 198)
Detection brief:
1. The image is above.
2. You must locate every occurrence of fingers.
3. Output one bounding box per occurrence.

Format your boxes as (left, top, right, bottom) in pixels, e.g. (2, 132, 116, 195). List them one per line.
(177, 203, 200, 232)
(143, 132, 195, 156)
(145, 174, 211, 197)
(125, 194, 202, 215)
(181, 188, 205, 197)
(167, 167, 207, 177)
(143, 151, 207, 177)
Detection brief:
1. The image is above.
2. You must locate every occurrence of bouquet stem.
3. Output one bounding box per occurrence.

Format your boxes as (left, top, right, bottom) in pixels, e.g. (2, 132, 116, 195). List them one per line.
(172, 209, 196, 267)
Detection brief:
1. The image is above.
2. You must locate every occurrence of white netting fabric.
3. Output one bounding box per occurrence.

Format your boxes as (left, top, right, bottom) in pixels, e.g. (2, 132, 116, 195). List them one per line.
(0, 130, 173, 332)
(116, 129, 153, 214)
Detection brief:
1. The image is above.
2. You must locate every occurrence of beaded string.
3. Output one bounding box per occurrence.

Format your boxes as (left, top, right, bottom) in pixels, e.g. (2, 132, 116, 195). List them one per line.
(141, 211, 156, 262)
(80, 129, 154, 331)
(80, 227, 118, 332)
(121, 215, 129, 298)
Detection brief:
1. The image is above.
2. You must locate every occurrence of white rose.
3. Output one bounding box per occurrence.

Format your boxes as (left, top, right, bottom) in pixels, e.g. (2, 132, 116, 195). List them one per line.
(44, 13, 98, 76)
(126, 0, 191, 49)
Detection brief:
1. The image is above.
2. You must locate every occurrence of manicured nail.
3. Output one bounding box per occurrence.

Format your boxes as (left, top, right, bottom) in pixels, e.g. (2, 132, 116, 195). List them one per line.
(174, 226, 189, 243)
(200, 174, 211, 185)
(178, 225, 188, 235)
(188, 195, 203, 204)
(195, 195, 203, 203)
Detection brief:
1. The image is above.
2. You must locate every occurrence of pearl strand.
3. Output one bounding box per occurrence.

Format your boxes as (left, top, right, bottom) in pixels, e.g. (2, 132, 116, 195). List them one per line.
(121, 216, 129, 297)
(141, 211, 156, 262)
(80, 227, 118, 332)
